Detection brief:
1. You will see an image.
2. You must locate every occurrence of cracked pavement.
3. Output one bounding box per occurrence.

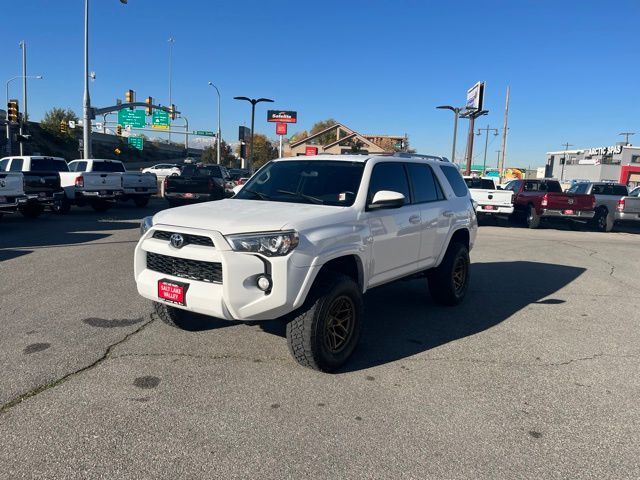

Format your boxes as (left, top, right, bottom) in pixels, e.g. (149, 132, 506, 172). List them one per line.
(1, 201, 639, 479)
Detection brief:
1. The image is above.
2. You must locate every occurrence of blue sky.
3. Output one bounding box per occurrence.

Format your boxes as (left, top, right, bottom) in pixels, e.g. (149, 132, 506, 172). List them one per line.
(2, 0, 638, 167)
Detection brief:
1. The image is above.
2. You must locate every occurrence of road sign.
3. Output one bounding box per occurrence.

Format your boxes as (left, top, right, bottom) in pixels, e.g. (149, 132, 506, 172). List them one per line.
(267, 110, 297, 123)
(117, 109, 146, 128)
(128, 136, 144, 150)
(192, 130, 216, 136)
(239, 126, 251, 141)
(152, 109, 170, 129)
(276, 123, 287, 135)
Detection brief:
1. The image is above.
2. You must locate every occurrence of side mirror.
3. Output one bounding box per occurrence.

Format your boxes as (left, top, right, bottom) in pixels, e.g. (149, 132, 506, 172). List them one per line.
(496, 185, 503, 190)
(369, 190, 405, 209)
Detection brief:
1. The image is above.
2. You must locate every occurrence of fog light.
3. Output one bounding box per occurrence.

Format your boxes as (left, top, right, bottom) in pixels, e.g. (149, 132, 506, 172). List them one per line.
(257, 275, 272, 291)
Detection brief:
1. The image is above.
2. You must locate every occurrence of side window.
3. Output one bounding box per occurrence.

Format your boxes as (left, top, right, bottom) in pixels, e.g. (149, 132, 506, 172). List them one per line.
(440, 165, 468, 197)
(68, 162, 77, 172)
(524, 181, 538, 192)
(591, 184, 605, 195)
(72, 161, 87, 172)
(368, 163, 410, 205)
(407, 163, 444, 203)
(9, 159, 24, 171)
(505, 180, 523, 193)
(0, 159, 8, 171)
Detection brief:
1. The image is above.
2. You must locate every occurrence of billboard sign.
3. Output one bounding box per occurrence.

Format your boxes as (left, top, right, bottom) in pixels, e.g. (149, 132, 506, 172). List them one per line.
(276, 123, 287, 135)
(238, 126, 251, 141)
(466, 81, 485, 112)
(267, 110, 297, 123)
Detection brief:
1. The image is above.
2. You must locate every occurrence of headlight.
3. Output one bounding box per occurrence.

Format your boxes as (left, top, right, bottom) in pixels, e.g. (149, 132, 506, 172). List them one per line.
(225, 230, 299, 257)
(140, 216, 154, 236)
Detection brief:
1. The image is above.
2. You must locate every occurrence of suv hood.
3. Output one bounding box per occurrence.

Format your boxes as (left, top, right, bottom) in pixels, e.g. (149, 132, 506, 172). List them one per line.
(153, 198, 350, 235)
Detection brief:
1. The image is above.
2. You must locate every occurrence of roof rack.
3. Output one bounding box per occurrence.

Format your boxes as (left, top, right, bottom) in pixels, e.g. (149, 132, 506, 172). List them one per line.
(380, 152, 450, 162)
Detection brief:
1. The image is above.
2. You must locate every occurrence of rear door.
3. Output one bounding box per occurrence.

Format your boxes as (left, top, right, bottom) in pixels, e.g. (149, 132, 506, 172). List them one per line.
(366, 162, 422, 286)
(406, 162, 447, 268)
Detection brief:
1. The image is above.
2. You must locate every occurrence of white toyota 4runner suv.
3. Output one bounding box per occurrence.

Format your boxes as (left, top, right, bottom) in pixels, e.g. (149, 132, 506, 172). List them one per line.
(135, 154, 477, 371)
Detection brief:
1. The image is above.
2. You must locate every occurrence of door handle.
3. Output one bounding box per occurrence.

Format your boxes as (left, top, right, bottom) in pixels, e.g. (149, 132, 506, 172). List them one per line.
(409, 214, 421, 224)
(442, 211, 454, 218)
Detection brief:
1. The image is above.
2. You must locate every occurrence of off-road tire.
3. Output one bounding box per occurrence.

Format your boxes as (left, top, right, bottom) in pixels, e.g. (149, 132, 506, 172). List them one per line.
(428, 242, 470, 306)
(19, 203, 43, 219)
(526, 205, 541, 229)
(286, 273, 363, 372)
(91, 201, 110, 213)
(153, 301, 191, 328)
(593, 207, 613, 232)
(134, 196, 150, 208)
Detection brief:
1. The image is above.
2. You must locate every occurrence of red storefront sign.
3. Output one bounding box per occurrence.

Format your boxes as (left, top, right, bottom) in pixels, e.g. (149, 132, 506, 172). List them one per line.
(276, 123, 287, 135)
(305, 146, 318, 156)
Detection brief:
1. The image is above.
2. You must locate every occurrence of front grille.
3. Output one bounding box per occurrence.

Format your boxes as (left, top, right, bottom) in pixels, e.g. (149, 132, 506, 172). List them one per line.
(152, 230, 214, 247)
(146, 252, 222, 284)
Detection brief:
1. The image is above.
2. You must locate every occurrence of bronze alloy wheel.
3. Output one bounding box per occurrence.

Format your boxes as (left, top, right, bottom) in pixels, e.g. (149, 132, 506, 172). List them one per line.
(452, 256, 468, 295)
(323, 295, 355, 353)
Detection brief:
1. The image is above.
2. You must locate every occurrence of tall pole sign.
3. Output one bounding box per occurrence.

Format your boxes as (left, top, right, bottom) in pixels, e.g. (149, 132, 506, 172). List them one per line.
(462, 81, 487, 175)
(268, 110, 297, 158)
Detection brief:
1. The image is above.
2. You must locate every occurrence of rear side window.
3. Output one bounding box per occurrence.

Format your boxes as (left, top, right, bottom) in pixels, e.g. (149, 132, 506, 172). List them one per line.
(368, 163, 410, 204)
(407, 163, 444, 203)
(0, 159, 8, 171)
(440, 165, 468, 197)
(30, 158, 69, 172)
(9, 159, 23, 171)
(70, 161, 88, 172)
(606, 184, 628, 196)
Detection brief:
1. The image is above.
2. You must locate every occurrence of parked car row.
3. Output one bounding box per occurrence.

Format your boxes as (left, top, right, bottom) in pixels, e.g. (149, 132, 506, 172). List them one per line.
(0, 156, 157, 218)
(464, 176, 640, 232)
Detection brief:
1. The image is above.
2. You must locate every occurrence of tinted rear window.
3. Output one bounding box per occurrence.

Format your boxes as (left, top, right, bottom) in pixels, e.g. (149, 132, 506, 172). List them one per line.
(92, 161, 125, 172)
(464, 177, 496, 189)
(440, 165, 468, 197)
(30, 158, 69, 172)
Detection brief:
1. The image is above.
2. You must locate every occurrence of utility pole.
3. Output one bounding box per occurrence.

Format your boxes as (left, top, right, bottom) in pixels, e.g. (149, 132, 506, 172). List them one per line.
(463, 110, 488, 175)
(168, 36, 174, 143)
(82, 0, 92, 159)
(499, 86, 510, 178)
(19, 41, 27, 155)
(477, 124, 498, 174)
(560, 142, 573, 182)
(618, 132, 635, 145)
(495, 150, 501, 169)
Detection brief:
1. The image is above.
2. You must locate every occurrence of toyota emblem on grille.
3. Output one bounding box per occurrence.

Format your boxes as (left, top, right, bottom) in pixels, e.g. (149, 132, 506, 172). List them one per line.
(170, 233, 185, 248)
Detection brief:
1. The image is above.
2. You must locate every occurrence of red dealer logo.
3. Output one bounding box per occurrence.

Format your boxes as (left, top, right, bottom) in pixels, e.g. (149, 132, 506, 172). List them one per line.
(305, 146, 318, 156)
(276, 123, 287, 135)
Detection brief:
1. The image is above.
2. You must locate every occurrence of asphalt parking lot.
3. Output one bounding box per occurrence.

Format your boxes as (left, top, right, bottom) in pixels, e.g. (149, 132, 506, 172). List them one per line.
(1, 200, 639, 479)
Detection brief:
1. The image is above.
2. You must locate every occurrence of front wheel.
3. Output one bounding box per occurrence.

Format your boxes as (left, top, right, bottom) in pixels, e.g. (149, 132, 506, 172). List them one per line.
(428, 242, 470, 306)
(286, 274, 363, 372)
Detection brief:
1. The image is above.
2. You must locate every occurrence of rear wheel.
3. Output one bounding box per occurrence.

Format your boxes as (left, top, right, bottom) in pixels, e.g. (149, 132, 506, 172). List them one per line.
(52, 198, 71, 214)
(133, 196, 150, 208)
(594, 207, 613, 232)
(286, 274, 363, 372)
(526, 205, 541, 229)
(19, 203, 43, 219)
(428, 242, 470, 306)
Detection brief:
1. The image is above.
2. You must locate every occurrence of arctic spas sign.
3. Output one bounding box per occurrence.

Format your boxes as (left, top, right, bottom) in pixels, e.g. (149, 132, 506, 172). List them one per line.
(588, 145, 623, 156)
(267, 110, 297, 123)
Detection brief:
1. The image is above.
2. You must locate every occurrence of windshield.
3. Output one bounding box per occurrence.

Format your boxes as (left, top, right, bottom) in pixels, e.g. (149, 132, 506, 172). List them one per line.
(567, 183, 589, 194)
(235, 160, 365, 206)
(630, 187, 640, 197)
(92, 161, 125, 172)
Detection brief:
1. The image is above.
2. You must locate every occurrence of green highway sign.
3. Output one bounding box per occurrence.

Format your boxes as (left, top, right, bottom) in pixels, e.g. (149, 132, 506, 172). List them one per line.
(152, 109, 170, 129)
(128, 136, 144, 150)
(117, 109, 146, 128)
(192, 130, 216, 136)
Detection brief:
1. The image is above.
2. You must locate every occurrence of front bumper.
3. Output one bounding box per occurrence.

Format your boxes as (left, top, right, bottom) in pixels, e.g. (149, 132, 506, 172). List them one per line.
(541, 209, 595, 220)
(134, 225, 317, 321)
(476, 205, 514, 215)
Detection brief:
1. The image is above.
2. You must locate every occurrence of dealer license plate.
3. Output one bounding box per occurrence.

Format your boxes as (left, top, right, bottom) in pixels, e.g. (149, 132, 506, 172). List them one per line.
(182, 192, 196, 198)
(484, 205, 495, 210)
(0, 196, 6, 203)
(564, 209, 574, 215)
(158, 279, 188, 306)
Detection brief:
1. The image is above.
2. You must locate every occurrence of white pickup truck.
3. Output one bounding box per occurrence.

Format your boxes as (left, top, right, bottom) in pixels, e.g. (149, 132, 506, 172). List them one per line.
(68, 159, 157, 208)
(0, 172, 27, 216)
(136, 154, 477, 372)
(463, 176, 514, 218)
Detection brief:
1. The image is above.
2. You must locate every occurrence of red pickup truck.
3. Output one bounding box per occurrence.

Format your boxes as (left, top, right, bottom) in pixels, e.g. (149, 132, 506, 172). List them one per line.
(503, 179, 595, 229)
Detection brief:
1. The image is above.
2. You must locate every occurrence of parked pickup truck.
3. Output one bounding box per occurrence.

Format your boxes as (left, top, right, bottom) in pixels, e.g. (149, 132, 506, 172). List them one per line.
(503, 178, 595, 229)
(463, 176, 514, 218)
(164, 164, 229, 206)
(0, 172, 27, 216)
(68, 159, 157, 208)
(0, 156, 68, 217)
(566, 182, 630, 232)
(615, 186, 640, 227)
(137, 154, 477, 372)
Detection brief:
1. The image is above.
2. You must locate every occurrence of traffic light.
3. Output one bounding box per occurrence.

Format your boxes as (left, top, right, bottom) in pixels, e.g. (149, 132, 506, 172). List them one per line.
(169, 104, 176, 120)
(116, 125, 122, 136)
(60, 120, 67, 134)
(125, 89, 135, 109)
(7, 99, 19, 123)
(145, 96, 153, 116)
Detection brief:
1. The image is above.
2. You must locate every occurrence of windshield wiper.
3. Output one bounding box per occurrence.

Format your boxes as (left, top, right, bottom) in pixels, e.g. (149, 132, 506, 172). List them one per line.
(242, 188, 270, 200)
(276, 189, 323, 205)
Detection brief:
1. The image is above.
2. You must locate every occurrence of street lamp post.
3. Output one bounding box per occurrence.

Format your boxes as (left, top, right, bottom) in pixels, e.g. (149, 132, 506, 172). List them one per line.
(168, 36, 174, 143)
(82, 0, 128, 159)
(208, 82, 221, 164)
(560, 142, 573, 182)
(233, 96, 274, 172)
(436, 105, 463, 164)
(476, 125, 499, 174)
(5, 75, 42, 155)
